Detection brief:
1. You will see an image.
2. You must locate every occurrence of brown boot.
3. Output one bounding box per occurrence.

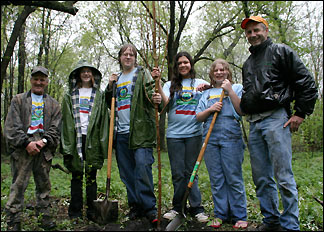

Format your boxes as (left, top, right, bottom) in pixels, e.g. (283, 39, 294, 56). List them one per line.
(39, 215, 56, 230)
(7, 222, 21, 231)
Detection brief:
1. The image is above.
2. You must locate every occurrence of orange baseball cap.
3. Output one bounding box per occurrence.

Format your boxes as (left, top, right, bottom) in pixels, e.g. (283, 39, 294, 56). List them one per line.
(241, 16, 269, 29)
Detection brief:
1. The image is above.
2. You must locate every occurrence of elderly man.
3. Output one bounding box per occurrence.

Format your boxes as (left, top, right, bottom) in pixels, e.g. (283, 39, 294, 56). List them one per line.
(240, 16, 318, 231)
(4, 66, 61, 231)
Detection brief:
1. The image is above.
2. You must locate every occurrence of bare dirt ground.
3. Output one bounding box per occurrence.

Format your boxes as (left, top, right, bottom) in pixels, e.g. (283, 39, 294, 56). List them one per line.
(19, 196, 258, 231)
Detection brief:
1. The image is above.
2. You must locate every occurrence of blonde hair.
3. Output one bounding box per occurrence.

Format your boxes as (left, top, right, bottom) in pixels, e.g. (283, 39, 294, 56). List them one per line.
(209, 58, 233, 87)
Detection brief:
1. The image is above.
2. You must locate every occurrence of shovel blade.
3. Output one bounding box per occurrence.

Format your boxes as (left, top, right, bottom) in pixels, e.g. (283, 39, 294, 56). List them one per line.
(92, 198, 118, 225)
(165, 214, 185, 231)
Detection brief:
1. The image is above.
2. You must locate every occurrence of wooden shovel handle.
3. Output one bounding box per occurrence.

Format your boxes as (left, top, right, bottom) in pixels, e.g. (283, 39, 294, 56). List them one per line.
(187, 90, 225, 188)
(107, 81, 116, 179)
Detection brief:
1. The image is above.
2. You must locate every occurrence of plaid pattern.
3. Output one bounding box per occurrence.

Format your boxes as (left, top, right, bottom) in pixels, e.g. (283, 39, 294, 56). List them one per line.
(71, 78, 97, 160)
(114, 67, 141, 135)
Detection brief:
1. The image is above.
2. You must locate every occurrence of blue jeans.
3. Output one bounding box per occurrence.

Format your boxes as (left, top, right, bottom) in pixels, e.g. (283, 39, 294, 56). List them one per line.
(249, 108, 299, 230)
(115, 133, 156, 216)
(203, 116, 247, 222)
(167, 136, 204, 215)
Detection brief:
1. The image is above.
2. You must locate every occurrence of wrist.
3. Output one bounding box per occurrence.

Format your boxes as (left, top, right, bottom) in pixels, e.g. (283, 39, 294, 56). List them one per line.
(42, 138, 48, 145)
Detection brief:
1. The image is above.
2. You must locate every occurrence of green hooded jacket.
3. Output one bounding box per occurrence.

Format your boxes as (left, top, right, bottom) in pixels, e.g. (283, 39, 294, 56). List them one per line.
(60, 60, 109, 172)
(106, 66, 162, 149)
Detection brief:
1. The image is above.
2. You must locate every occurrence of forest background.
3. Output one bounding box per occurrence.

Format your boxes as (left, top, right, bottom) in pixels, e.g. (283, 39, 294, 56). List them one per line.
(0, 1, 323, 231)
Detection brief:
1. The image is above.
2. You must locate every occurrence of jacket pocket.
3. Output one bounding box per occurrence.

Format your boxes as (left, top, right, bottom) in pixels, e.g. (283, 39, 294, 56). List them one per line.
(43, 149, 53, 161)
(11, 149, 23, 160)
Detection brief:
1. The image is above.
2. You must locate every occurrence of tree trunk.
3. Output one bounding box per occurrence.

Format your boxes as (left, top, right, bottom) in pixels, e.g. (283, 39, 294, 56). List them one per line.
(1, 5, 36, 93)
(37, 8, 46, 66)
(18, 24, 26, 94)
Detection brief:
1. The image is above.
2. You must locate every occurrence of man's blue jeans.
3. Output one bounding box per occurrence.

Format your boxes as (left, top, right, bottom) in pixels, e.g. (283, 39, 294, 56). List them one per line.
(115, 133, 157, 216)
(167, 135, 204, 215)
(249, 108, 299, 230)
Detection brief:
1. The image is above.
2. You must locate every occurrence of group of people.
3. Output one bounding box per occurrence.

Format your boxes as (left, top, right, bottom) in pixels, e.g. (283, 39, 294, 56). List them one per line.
(4, 16, 318, 231)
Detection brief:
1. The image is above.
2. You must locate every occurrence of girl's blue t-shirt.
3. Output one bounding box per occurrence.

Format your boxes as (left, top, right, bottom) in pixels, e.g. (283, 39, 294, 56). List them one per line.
(162, 78, 209, 138)
(196, 84, 243, 120)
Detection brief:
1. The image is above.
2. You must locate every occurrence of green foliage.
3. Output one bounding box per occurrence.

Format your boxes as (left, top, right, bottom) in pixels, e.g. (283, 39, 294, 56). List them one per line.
(292, 99, 323, 152)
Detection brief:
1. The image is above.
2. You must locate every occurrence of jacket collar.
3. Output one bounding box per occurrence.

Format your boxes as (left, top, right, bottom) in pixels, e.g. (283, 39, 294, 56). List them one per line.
(27, 90, 47, 98)
(249, 37, 272, 54)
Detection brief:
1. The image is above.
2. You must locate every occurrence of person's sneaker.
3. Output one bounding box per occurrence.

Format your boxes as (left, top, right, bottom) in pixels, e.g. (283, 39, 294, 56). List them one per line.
(257, 223, 284, 231)
(146, 212, 158, 227)
(195, 212, 209, 223)
(127, 207, 142, 220)
(163, 209, 179, 220)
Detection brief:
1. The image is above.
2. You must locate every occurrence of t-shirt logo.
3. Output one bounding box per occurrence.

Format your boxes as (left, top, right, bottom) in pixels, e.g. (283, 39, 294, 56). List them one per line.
(32, 105, 44, 118)
(180, 91, 193, 102)
(80, 97, 90, 114)
(28, 99, 44, 134)
(119, 87, 128, 98)
(175, 88, 197, 115)
(117, 81, 132, 111)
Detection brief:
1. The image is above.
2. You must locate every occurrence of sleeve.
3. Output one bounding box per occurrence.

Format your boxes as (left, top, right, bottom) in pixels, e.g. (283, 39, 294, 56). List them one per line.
(60, 94, 76, 156)
(4, 95, 32, 151)
(99, 92, 109, 158)
(162, 81, 171, 98)
(281, 45, 318, 118)
(143, 68, 164, 111)
(196, 91, 208, 115)
(43, 98, 62, 151)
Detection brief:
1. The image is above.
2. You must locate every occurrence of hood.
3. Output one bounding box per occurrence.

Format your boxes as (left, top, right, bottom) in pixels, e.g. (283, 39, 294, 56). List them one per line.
(68, 59, 102, 92)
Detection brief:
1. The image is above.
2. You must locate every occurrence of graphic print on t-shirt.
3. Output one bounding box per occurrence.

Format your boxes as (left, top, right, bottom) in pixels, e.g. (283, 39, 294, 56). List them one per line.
(79, 96, 91, 114)
(28, 101, 44, 133)
(175, 86, 198, 115)
(117, 81, 132, 111)
(27, 93, 45, 134)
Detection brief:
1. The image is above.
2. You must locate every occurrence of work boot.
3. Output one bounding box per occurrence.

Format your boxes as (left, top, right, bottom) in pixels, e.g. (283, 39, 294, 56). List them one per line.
(7, 222, 21, 231)
(39, 216, 56, 230)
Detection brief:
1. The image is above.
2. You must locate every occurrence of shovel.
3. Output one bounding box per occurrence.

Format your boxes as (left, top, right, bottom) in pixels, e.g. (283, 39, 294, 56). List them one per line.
(92, 81, 118, 225)
(166, 90, 225, 231)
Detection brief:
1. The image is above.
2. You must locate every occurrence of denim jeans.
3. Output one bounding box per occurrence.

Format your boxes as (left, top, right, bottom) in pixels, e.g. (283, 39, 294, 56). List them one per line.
(203, 115, 247, 222)
(249, 108, 299, 230)
(167, 135, 204, 215)
(116, 133, 157, 216)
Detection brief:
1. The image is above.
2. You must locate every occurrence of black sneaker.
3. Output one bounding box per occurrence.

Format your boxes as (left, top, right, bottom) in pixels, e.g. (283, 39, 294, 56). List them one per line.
(257, 223, 284, 231)
(127, 207, 142, 220)
(146, 212, 158, 227)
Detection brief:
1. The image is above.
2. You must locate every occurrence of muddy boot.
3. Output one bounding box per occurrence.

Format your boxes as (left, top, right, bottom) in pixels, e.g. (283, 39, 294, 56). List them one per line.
(7, 221, 21, 231)
(6, 210, 21, 231)
(39, 215, 56, 230)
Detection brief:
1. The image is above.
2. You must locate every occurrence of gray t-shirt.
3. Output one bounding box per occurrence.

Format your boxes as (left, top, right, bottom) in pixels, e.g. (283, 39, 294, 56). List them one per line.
(116, 68, 137, 133)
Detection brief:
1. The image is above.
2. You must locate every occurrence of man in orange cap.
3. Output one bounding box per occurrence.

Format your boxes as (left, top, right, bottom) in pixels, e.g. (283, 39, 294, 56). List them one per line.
(240, 16, 318, 231)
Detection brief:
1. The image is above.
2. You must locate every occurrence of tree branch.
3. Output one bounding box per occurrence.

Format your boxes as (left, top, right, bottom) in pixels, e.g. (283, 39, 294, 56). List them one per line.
(3, 1, 79, 15)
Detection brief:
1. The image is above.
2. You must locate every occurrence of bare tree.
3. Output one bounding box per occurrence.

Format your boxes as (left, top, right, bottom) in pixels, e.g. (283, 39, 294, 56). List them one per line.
(0, 1, 78, 93)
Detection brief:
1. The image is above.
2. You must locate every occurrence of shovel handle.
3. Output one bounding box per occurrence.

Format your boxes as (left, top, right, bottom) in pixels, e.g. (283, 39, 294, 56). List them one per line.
(107, 81, 116, 179)
(187, 90, 225, 189)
